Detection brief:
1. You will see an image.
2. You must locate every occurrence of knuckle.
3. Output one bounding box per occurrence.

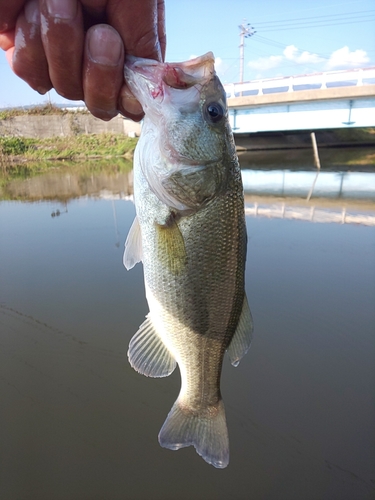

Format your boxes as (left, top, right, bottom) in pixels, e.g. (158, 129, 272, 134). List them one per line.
(133, 28, 161, 60)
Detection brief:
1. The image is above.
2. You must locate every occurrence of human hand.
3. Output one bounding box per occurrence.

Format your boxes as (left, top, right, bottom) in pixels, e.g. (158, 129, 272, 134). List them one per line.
(0, 0, 166, 121)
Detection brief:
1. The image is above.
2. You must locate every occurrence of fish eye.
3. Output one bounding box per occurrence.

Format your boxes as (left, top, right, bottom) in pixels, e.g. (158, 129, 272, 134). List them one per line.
(204, 102, 225, 124)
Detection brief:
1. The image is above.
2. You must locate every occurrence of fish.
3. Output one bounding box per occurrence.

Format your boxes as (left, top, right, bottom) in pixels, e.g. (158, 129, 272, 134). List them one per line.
(123, 52, 253, 469)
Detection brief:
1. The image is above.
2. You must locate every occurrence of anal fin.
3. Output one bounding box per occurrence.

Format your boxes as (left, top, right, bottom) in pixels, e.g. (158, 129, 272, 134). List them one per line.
(128, 315, 176, 378)
(227, 294, 253, 367)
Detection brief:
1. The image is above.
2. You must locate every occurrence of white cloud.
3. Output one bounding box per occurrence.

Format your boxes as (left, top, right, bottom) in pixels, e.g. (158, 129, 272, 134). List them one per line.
(248, 55, 283, 71)
(282, 44, 298, 61)
(248, 44, 323, 74)
(283, 45, 323, 64)
(326, 46, 369, 69)
(298, 51, 324, 64)
(247, 44, 370, 77)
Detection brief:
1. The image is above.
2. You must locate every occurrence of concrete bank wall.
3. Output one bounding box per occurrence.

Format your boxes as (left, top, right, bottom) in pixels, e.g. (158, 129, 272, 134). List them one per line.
(234, 128, 375, 150)
(0, 113, 141, 138)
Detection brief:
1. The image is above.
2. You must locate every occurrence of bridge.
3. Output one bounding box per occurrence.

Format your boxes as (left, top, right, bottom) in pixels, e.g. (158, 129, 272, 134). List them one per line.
(224, 67, 375, 133)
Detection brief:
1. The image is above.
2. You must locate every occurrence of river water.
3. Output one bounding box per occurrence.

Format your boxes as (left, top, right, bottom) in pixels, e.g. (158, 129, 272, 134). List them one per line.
(0, 148, 374, 500)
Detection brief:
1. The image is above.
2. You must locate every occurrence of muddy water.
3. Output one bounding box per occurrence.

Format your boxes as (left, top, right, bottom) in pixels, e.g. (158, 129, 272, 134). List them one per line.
(0, 153, 374, 499)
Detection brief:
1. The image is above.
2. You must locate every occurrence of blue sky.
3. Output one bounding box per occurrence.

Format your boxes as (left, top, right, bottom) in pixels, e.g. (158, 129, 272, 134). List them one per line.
(1, 0, 374, 108)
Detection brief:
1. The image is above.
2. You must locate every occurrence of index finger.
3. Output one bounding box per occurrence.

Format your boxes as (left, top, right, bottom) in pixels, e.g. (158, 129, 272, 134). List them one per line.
(105, 0, 164, 60)
(105, 0, 166, 118)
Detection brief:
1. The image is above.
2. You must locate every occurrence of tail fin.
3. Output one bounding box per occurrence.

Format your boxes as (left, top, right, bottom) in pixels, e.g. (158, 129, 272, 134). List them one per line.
(158, 399, 229, 469)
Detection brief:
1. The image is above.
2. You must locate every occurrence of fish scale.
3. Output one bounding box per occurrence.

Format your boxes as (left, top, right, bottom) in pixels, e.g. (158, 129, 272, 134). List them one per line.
(123, 52, 253, 468)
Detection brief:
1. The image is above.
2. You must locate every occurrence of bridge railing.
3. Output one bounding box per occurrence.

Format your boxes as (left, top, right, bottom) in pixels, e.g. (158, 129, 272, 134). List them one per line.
(224, 67, 375, 98)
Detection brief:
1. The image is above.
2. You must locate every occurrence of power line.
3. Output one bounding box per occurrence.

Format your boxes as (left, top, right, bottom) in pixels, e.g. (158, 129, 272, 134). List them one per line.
(259, 17, 375, 32)
(253, 34, 331, 60)
(253, 1, 374, 18)
(254, 9, 375, 26)
(253, 35, 292, 50)
(255, 13, 375, 32)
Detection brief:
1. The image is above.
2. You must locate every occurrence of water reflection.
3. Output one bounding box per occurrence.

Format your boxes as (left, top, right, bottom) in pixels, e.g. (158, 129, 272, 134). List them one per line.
(242, 169, 375, 199)
(51, 202, 68, 218)
(0, 153, 374, 499)
(1, 152, 374, 227)
(0, 159, 133, 202)
(5, 166, 375, 202)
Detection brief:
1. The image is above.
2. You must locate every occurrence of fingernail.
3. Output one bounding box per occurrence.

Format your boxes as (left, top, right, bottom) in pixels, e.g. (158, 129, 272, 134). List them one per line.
(88, 25, 122, 66)
(89, 107, 118, 121)
(46, 0, 77, 20)
(37, 87, 50, 95)
(121, 87, 143, 116)
(25, 0, 41, 24)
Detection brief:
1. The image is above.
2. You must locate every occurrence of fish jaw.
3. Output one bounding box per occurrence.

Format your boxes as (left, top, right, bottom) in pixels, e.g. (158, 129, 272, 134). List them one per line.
(124, 52, 216, 110)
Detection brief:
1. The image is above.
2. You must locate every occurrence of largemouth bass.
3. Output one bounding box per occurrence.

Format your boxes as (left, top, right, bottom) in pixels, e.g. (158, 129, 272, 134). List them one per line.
(123, 52, 253, 469)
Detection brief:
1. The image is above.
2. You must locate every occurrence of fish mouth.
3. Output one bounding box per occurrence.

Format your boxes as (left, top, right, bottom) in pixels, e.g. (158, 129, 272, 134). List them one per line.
(161, 52, 216, 89)
(162, 66, 198, 89)
(125, 52, 216, 103)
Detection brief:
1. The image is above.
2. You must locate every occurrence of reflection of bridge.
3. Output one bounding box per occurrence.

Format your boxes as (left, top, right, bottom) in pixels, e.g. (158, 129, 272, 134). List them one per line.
(224, 67, 375, 133)
(241, 169, 375, 200)
(245, 202, 375, 226)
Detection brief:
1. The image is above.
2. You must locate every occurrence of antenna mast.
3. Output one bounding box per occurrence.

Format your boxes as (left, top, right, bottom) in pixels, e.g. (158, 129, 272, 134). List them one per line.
(239, 20, 256, 83)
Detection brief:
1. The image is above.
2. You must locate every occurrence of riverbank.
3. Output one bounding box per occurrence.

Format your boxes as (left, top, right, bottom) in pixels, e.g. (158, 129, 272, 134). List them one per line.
(234, 127, 375, 151)
(0, 104, 141, 139)
(0, 133, 138, 169)
(1, 106, 374, 168)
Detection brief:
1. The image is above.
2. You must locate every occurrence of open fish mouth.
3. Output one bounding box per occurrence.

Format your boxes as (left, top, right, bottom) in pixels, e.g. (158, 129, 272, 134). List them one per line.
(125, 52, 216, 103)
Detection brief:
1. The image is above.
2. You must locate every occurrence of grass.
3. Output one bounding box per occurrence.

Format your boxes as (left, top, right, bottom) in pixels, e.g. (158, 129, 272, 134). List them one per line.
(0, 133, 138, 169)
(329, 127, 375, 143)
(0, 104, 138, 168)
(0, 136, 35, 155)
(0, 103, 87, 120)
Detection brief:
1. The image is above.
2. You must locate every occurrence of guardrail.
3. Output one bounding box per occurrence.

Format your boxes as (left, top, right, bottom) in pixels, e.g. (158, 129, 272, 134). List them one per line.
(224, 67, 375, 98)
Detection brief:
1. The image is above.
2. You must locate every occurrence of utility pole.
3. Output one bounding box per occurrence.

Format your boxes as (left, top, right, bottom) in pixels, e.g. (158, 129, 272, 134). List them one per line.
(239, 20, 256, 84)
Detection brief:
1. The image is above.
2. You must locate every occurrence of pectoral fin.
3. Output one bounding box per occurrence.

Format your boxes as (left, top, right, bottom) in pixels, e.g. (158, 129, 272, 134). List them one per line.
(156, 215, 187, 274)
(227, 294, 253, 367)
(123, 216, 142, 270)
(128, 315, 176, 378)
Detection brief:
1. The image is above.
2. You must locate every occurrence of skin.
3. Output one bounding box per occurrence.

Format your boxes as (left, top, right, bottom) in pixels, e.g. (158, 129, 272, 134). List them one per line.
(0, 0, 166, 121)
